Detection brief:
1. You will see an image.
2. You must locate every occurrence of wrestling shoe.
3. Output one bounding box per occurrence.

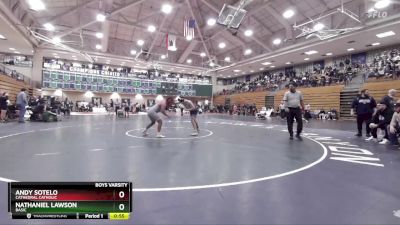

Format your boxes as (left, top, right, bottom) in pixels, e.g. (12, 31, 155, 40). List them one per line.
(379, 138, 389, 145)
(355, 133, 362, 137)
(156, 134, 165, 138)
(142, 130, 148, 136)
(191, 132, 199, 136)
(365, 136, 377, 142)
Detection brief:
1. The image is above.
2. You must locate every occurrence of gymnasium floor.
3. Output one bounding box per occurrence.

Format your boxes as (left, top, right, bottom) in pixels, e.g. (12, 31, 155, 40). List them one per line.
(0, 114, 399, 224)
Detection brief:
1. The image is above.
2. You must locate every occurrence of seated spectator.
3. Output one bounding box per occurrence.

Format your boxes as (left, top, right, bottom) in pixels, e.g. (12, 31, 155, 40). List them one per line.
(388, 100, 400, 146)
(318, 108, 327, 120)
(366, 101, 394, 144)
(327, 108, 338, 120)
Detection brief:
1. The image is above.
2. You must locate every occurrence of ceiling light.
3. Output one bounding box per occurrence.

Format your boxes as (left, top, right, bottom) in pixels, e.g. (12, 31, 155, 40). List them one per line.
(130, 50, 137, 55)
(259, 68, 264, 70)
(209, 62, 215, 67)
(244, 49, 252, 55)
(95, 44, 102, 50)
(224, 57, 231, 62)
(304, 58, 310, 61)
(250, 70, 254, 73)
(54, 56, 60, 58)
(161, 4, 173, 14)
(372, 42, 380, 46)
(305, 50, 318, 55)
(52, 37, 61, 44)
(95, 32, 103, 38)
(286, 62, 292, 65)
(376, 31, 395, 38)
(207, 18, 216, 26)
(14, 51, 20, 54)
(262, 61, 272, 65)
(137, 39, 144, 46)
(233, 69, 241, 72)
(326, 52, 333, 56)
(200, 52, 206, 57)
(0, 34, 6, 40)
(72, 55, 76, 58)
(368, 8, 376, 12)
(161, 55, 166, 59)
(147, 25, 156, 32)
(96, 13, 106, 22)
(273, 38, 281, 45)
(28, 0, 45, 11)
(9, 48, 15, 51)
(53, 53, 58, 56)
(283, 9, 295, 19)
(347, 48, 355, 52)
(244, 29, 253, 37)
(375, 0, 391, 9)
(187, 59, 192, 64)
(43, 23, 55, 31)
(270, 65, 275, 68)
(313, 23, 325, 31)
(186, 35, 193, 41)
(218, 42, 226, 48)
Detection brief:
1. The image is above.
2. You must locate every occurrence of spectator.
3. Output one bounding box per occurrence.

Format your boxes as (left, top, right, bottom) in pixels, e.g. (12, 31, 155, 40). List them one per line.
(16, 88, 27, 123)
(366, 101, 394, 144)
(304, 104, 311, 122)
(388, 100, 400, 146)
(351, 89, 377, 137)
(381, 89, 397, 110)
(0, 92, 8, 122)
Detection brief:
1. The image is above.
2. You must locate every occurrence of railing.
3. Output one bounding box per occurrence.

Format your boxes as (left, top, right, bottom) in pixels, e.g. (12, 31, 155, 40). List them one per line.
(0, 62, 31, 85)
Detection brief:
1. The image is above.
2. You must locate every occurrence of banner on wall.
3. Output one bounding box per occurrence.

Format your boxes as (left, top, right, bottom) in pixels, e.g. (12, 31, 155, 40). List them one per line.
(313, 60, 325, 71)
(351, 52, 367, 65)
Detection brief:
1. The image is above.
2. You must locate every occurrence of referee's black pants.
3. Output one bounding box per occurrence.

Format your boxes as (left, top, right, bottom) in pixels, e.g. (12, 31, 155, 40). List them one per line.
(287, 107, 303, 136)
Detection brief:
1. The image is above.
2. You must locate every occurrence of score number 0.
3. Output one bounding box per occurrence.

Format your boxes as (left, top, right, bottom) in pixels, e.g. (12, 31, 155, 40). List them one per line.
(118, 191, 125, 211)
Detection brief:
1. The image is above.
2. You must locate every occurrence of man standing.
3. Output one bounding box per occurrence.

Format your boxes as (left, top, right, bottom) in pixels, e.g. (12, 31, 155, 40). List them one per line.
(283, 84, 304, 140)
(366, 101, 394, 144)
(16, 88, 27, 123)
(351, 89, 376, 137)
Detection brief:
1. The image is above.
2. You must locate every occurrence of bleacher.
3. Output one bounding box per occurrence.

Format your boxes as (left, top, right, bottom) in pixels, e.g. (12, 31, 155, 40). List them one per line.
(213, 91, 268, 109)
(0, 74, 36, 103)
(274, 85, 344, 111)
(362, 80, 400, 101)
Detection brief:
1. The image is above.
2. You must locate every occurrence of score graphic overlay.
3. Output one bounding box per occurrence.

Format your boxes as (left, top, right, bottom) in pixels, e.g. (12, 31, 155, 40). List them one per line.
(8, 182, 132, 220)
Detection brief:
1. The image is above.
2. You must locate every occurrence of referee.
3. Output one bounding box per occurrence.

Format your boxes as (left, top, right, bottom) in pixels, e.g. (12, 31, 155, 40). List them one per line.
(283, 84, 305, 140)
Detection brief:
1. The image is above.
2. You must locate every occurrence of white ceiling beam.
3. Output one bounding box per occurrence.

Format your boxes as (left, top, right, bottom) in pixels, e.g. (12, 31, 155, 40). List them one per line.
(56, 0, 146, 38)
(45, 0, 97, 24)
(186, 0, 211, 60)
(178, 41, 198, 63)
(146, 14, 170, 56)
(100, 0, 114, 53)
(265, 5, 293, 39)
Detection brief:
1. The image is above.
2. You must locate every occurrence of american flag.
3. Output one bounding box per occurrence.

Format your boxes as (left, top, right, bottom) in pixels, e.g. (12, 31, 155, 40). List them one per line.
(184, 19, 195, 39)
